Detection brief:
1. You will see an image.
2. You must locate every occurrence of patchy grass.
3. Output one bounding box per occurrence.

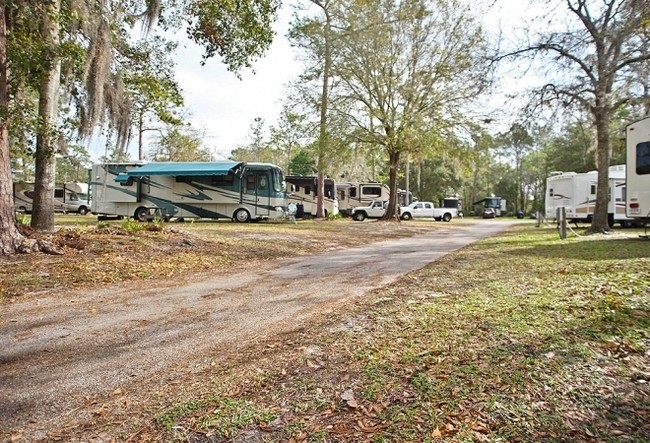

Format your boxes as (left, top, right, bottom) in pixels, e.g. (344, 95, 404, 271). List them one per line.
(0, 216, 440, 299)
(140, 224, 649, 442)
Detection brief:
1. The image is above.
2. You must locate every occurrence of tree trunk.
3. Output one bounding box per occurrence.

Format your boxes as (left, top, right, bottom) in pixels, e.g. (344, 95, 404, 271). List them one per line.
(0, 7, 24, 254)
(138, 109, 145, 160)
(30, 0, 61, 232)
(315, 3, 331, 219)
(590, 108, 611, 233)
(381, 149, 400, 221)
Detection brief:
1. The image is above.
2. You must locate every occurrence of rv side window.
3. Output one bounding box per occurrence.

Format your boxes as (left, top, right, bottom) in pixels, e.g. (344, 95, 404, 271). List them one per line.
(637, 142, 650, 175)
(590, 185, 596, 195)
(246, 175, 256, 191)
(175, 176, 192, 183)
(212, 175, 234, 186)
(304, 186, 311, 195)
(349, 188, 357, 198)
(54, 189, 64, 199)
(362, 186, 381, 197)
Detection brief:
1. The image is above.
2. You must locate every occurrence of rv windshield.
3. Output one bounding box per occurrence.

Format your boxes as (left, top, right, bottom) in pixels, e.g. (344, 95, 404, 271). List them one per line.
(272, 168, 284, 192)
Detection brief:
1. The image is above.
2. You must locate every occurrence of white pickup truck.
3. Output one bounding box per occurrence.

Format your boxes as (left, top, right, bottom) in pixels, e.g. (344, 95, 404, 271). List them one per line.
(351, 199, 387, 221)
(400, 201, 455, 222)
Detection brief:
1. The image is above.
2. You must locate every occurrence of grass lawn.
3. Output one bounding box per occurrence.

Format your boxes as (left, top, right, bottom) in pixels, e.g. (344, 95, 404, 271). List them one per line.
(146, 224, 649, 442)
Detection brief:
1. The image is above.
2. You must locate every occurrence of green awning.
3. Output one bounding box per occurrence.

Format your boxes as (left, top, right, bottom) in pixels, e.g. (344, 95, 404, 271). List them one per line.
(125, 162, 242, 177)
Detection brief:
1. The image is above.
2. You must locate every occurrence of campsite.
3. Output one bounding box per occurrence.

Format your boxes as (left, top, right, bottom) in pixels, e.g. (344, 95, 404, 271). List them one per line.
(1, 217, 648, 442)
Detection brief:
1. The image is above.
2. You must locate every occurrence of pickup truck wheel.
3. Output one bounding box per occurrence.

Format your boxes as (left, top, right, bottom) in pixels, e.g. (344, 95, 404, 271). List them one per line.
(353, 211, 366, 221)
(401, 212, 412, 221)
(442, 213, 452, 222)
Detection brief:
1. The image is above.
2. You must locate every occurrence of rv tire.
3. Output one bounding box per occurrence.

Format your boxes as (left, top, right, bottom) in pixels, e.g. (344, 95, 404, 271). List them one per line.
(234, 208, 251, 223)
(134, 207, 148, 222)
(78, 206, 89, 216)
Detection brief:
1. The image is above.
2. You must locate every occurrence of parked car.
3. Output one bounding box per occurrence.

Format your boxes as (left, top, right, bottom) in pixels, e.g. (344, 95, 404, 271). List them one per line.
(482, 208, 496, 218)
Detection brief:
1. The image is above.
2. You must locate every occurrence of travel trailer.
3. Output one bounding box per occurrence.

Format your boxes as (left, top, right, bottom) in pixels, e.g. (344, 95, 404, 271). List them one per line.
(626, 117, 650, 223)
(13, 182, 91, 215)
(545, 164, 635, 227)
(285, 175, 339, 217)
(336, 182, 390, 216)
(441, 197, 463, 217)
(91, 161, 288, 222)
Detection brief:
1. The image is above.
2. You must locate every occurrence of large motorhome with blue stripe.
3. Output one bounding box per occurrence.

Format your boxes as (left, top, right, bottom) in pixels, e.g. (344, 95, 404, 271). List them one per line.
(91, 162, 288, 222)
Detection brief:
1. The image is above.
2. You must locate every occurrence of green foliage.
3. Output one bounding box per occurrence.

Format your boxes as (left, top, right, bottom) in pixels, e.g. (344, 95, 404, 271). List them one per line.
(56, 145, 92, 183)
(289, 150, 317, 175)
(150, 127, 211, 162)
(185, 0, 280, 73)
(326, 211, 342, 221)
(120, 219, 149, 234)
(15, 212, 30, 226)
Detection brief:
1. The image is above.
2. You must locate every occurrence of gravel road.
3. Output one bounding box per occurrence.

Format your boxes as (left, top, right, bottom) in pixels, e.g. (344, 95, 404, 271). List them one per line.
(0, 220, 512, 440)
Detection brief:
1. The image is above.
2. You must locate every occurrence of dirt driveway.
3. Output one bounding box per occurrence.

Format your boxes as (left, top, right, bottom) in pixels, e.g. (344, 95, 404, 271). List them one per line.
(0, 219, 513, 440)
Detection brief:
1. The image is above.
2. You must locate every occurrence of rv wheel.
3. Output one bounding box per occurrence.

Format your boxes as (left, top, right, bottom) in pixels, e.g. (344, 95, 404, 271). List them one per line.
(134, 207, 148, 222)
(234, 208, 251, 223)
(78, 206, 89, 216)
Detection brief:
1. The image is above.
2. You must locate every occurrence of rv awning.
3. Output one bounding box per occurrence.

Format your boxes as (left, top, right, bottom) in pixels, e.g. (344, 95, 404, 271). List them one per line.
(114, 173, 131, 183)
(125, 162, 242, 177)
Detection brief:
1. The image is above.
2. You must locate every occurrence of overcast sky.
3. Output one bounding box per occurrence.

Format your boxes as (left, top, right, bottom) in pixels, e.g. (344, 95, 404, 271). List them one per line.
(99, 0, 548, 162)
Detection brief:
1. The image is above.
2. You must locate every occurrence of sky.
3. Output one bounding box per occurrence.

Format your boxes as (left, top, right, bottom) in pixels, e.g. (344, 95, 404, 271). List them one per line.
(170, 4, 303, 161)
(104, 0, 550, 162)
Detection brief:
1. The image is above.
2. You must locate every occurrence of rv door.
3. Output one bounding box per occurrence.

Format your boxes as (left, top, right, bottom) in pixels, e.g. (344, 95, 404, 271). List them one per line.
(244, 172, 271, 217)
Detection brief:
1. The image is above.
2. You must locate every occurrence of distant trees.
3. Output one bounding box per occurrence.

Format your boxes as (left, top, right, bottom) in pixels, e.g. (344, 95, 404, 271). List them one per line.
(506, 0, 650, 232)
(288, 0, 492, 219)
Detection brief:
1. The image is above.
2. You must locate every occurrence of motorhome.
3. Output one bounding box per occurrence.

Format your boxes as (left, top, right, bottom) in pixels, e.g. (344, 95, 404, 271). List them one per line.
(13, 182, 91, 215)
(626, 116, 650, 223)
(336, 182, 390, 216)
(545, 164, 635, 227)
(473, 196, 506, 216)
(91, 161, 288, 222)
(285, 175, 339, 217)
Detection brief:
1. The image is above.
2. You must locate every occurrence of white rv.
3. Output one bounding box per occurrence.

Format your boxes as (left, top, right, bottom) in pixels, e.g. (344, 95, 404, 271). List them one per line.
(285, 175, 339, 218)
(91, 161, 288, 222)
(626, 117, 650, 223)
(545, 164, 635, 227)
(336, 182, 390, 216)
(13, 182, 91, 215)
